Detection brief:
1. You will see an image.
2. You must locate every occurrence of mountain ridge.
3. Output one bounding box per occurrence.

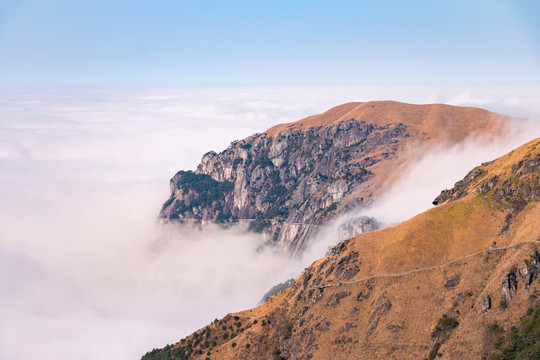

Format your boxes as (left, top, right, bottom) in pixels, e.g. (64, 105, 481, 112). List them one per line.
(264, 100, 506, 141)
(159, 101, 508, 253)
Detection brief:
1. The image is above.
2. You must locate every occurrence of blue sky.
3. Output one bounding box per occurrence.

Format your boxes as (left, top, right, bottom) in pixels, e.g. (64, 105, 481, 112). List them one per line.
(1, 0, 539, 88)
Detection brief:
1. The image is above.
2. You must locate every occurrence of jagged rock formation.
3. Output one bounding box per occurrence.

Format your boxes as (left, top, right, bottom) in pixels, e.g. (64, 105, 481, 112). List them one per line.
(259, 279, 295, 305)
(336, 216, 382, 241)
(160, 101, 506, 253)
(161, 119, 403, 251)
(433, 151, 540, 207)
(143, 138, 540, 360)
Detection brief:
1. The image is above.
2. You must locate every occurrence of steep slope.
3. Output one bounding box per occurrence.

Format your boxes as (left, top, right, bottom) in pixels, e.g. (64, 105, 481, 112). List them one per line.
(159, 101, 507, 253)
(144, 138, 540, 360)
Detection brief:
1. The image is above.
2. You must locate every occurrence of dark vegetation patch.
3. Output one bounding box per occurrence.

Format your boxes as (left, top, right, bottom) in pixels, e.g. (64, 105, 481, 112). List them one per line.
(175, 171, 234, 194)
(141, 315, 253, 360)
(168, 171, 234, 218)
(260, 279, 295, 304)
(486, 303, 540, 360)
(428, 314, 460, 359)
(248, 213, 270, 233)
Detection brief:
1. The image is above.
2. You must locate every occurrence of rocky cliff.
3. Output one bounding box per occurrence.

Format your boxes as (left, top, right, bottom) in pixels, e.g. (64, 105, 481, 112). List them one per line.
(144, 138, 540, 360)
(159, 101, 506, 253)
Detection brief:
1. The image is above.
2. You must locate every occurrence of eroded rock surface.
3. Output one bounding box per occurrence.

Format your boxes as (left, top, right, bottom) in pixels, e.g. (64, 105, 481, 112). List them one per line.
(160, 119, 406, 251)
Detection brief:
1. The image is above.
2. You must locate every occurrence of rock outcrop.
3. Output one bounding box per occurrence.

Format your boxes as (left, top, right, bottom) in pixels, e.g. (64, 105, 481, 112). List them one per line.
(433, 152, 540, 207)
(160, 101, 506, 253)
(161, 119, 406, 252)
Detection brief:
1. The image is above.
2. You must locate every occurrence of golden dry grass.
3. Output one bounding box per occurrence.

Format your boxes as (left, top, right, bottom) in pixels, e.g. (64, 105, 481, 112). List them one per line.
(265, 101, 507, 143)
(183, 138, 540, 360)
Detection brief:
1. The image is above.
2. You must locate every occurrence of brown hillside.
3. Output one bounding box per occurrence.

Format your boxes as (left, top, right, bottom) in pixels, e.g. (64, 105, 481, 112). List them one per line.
(146, 138, 540, 360)
(265, 101, 506, 143)
(266, 101, 509, 213)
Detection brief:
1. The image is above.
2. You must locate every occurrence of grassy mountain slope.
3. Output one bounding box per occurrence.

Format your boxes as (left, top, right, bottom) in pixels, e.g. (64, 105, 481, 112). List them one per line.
(144, 138, 539, 360)
(265, 100, 504, 143)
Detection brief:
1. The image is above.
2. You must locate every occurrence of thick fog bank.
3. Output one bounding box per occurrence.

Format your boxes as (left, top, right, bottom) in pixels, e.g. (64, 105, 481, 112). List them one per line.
(0, 86, 539, 359)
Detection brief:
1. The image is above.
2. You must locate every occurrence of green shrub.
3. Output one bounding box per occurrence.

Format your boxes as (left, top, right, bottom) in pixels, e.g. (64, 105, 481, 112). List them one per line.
(488, 323, 504, 335)
(494, 336, 504, 350)
(321, 202, 338, 217)
(171, 171, 234, 216)
(265, 185, 288, 202)
(253, 155, 273, 169)
(248, 215, 269, 233)
(428, 342, 441, 360)
(487, 303, 540, 360)
(441, 316, 459, 329)
(432, 325, 442, 337)
(232, 158, 243, 170)
(269, 170, 281, 185)
(215, 212, 232, 223)
(265, 204, 289, 219)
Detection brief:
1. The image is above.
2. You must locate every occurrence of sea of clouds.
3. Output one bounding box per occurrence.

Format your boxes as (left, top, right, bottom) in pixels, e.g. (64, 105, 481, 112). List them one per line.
(1, 85, 539, 360)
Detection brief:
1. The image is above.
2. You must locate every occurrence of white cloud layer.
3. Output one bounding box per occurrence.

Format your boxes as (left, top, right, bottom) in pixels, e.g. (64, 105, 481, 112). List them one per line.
(0, 86, 539, 360)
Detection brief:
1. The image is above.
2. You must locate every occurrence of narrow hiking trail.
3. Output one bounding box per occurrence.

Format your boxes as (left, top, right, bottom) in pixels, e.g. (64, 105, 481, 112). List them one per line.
(309, 239, 540, 291)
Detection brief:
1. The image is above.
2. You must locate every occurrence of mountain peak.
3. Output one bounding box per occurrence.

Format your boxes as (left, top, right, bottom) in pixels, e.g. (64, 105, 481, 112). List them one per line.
(265, 101, 506, 144)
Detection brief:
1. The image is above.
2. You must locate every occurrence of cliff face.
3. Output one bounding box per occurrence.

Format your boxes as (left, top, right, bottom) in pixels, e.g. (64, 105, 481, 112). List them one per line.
(159, 101, 506, 253)
(144, 138, 540, 360)
(160, 119, 405, 252)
